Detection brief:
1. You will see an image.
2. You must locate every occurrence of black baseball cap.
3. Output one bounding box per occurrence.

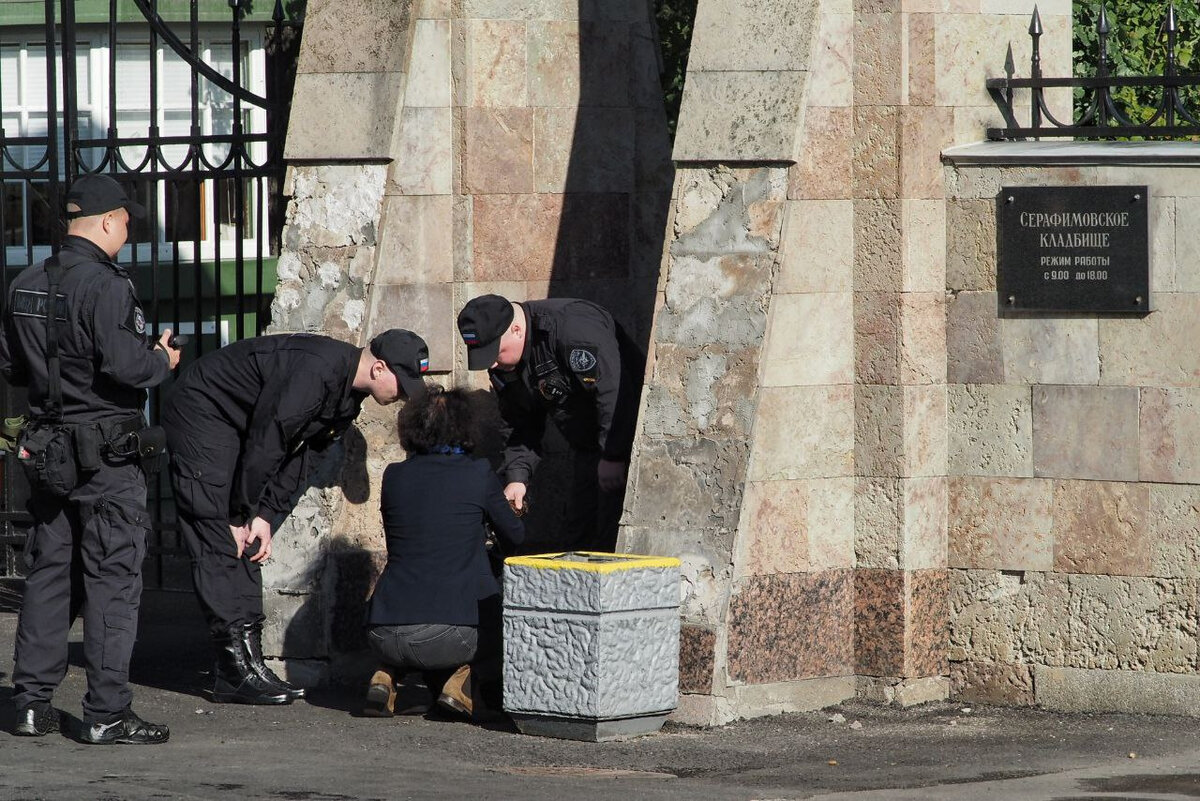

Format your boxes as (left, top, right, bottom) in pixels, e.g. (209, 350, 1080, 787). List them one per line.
(65, 174, 146, 220)
(369, 329, 430, 400)
(457, 294, 514, 371)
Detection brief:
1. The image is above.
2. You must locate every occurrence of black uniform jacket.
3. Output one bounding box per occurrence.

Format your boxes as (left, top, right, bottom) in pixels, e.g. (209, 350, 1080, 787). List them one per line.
(488, 298, 644, 485)
(367, 453, 524, 626)
(163, 334, 364, 523)
(0, 236, 169, 423)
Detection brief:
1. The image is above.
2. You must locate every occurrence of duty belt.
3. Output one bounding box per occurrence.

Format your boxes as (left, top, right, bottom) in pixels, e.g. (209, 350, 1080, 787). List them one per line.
(100, 415, 145, 444)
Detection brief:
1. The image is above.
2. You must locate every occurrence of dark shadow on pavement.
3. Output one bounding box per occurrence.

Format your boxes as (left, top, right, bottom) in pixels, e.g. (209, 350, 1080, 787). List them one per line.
(130, 588, 212, 701)
(0, 683, 12, 733)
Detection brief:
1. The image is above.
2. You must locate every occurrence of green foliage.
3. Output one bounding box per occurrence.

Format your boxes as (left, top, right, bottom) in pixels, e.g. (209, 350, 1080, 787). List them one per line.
(655, 0, 697, 140)
(1073, 0, 1200, 131)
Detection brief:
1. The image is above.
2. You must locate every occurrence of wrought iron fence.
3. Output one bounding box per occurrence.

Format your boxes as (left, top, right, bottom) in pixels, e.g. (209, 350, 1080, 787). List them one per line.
(988, 4, 1200, 139)
(0, 0, 299, 586)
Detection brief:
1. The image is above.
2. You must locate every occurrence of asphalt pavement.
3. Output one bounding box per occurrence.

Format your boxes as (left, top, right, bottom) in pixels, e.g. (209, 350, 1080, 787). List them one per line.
(2, 581, 1200, 801)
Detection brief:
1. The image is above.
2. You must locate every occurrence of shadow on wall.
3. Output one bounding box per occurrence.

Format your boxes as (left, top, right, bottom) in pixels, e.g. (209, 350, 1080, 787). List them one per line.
(274, 426, 372, 682)
(524, 3, 674, 548)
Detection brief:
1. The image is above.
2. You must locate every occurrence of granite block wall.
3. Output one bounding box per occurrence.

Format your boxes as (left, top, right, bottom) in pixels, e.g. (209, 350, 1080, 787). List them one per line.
(944, 158, 1200, 712)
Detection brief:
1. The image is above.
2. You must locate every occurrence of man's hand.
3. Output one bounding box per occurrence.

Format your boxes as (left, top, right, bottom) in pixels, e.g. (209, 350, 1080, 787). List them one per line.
(504, 482, 528, 513)
(156, 329, 182, 370)
(245, 516, 274, 564)
(597, 459, 627, 493)
(229, 523, 250, 559)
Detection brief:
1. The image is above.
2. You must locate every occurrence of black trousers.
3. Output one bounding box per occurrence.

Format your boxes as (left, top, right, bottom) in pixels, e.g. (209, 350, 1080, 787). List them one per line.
(561, 450, 626, 553)
(176, 513, 264, 638)
(12, 461, 148, 720)
(163, 407, 256, 640)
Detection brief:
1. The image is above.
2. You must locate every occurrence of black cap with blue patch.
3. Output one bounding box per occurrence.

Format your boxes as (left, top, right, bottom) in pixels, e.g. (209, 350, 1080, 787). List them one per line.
(457, 294, 514, 371)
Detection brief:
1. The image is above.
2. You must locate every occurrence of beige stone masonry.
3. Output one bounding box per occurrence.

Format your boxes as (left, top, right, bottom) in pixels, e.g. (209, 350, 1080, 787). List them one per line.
(1141, 388, 1200, 483)
(1100, 294, 1200, 388)
(854, 385, 945, 478)
(949, 476, 1052, 570)
(732, 477, 856, 579)
(946, 291, 1002, 384)
(1168, 198, 1200, 292)
(902, 199, 946, 291)
(857, 476, 948, 570)
(947, 384, 1032, 477)
(286, 0, 413, 161)
(406, 18, 452, 107)
(460, 19, 528, 107)
(999, 317, 1099, 386)
(777, 200, 855, 293)
(750, 385, 855, 481)
(761, 293, 854, 387)
(808, 10, 853, 107)
(1150, 483, 1200, 579)
(945, 198, 996, 291)
(690, 0, 821, 72)
(1051, 481, 1150, 576)
(674, 71, 809, 162)
(1036, 666, 1200, 715)
(789, 106, 854, 199)
(950, 570, 1071, 666)
(389, 107, 454, 195)
(1032, 386, 1139, 482)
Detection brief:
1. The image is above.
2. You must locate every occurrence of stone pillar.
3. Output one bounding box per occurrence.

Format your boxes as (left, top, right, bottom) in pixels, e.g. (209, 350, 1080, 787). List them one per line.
(622, 0, 861, 725)
(626, 0, 1073, 723)
(849, 0, 951, 704)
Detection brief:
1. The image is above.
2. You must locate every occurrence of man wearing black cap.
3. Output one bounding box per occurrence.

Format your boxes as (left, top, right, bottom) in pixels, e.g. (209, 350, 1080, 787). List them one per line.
(457, 294, 644, 552)
(0, 173, 182, 743)
(161, 329, 429, 704)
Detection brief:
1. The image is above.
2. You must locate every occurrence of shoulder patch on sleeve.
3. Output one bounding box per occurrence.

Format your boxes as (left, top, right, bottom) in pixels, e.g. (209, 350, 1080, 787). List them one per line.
(569, 347, 597, 373)
(122, 303, 147, 336)
(568, 345, 599, 385)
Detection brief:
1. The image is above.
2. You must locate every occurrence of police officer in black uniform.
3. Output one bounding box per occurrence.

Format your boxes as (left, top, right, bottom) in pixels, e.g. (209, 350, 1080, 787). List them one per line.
(0, 174, 181, 743)
(456, 294, 644, 552)
(161, 328, 429, 705)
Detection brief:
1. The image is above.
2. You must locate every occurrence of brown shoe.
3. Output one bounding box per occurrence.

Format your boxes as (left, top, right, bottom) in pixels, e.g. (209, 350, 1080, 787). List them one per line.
(436, 664, 472, 718)
(363, 667, 398, 717)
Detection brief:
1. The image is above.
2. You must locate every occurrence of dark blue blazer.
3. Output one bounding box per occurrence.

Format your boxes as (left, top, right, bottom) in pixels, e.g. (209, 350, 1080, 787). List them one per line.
(367, 453, 524, 626)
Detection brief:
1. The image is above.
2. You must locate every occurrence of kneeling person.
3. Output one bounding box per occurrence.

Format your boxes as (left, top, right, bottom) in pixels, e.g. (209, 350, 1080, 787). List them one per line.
(363, 386, 524, 719)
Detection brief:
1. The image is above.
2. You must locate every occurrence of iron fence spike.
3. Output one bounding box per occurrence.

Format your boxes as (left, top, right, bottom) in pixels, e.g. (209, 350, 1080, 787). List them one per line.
(1029, 6, 1043, 35)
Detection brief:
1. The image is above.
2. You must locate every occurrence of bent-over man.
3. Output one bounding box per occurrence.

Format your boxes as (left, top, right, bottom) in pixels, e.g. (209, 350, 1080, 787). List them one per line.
(161, 329, 429, 704)
(456, 294, 644, 552)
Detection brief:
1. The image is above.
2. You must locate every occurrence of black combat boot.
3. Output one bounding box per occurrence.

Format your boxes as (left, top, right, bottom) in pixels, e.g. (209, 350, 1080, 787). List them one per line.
(211, 628, 291, 705)
(241, 623, 305, 701)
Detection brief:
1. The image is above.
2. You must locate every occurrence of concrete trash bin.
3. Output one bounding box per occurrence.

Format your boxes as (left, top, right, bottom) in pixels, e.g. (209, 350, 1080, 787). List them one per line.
(502, 551, 681, 741)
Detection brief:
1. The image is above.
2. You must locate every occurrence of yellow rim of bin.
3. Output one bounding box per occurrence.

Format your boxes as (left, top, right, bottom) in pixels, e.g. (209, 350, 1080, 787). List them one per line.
(504, 551, 680, 574)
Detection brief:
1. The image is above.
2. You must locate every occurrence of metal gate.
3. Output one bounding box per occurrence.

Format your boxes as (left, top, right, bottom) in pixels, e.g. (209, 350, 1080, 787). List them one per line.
(0, 0, 299, 588)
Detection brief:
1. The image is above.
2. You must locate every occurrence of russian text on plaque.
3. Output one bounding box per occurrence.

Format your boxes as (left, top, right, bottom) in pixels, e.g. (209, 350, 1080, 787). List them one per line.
(997, 186, 1150, 313)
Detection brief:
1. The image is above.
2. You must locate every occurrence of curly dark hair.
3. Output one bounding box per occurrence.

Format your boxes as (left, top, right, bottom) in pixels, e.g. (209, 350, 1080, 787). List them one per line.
(397, 385, 476, 455)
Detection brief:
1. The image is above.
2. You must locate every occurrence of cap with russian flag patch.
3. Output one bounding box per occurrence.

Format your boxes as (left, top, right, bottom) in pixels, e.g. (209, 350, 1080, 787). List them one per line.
(369, 329, 430, 400)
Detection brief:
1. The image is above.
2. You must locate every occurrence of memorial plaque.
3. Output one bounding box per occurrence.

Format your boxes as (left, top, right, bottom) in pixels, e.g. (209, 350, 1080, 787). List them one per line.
(997, 186, 1150, 313)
